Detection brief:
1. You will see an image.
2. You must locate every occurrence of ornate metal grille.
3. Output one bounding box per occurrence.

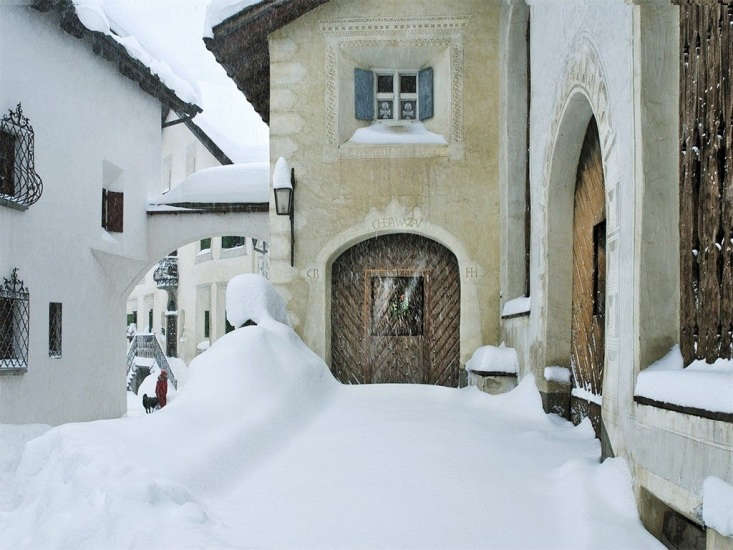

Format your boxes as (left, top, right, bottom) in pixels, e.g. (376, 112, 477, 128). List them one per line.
(49, 302, 62, 358)
(0, 104, 43, 210)
(0, 268, 29, 370)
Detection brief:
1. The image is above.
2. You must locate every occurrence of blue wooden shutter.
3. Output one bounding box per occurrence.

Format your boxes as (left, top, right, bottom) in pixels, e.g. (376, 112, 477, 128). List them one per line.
(418, 67, 434, 121)
(354, 68, 374, 121)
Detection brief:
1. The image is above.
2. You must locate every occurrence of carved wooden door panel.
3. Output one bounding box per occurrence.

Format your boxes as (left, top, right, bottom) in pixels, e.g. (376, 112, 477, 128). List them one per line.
(570, 118, 606, 398)
(331, 234, 459, 386)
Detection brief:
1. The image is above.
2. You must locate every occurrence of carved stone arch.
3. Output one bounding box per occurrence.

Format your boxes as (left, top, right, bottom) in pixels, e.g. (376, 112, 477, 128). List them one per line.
(540, 34, 620, 396)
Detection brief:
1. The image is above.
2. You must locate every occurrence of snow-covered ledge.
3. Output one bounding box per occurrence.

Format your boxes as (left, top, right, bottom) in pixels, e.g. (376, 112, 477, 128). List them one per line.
(465, 344, 518, 376)
(501, 296, 530, 319)
(634, 346, 733, 422)
(347, 122, 447, 145)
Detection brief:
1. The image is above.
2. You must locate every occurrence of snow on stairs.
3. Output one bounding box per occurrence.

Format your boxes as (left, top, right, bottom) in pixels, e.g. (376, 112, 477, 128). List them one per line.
(126, 333, 177, 393)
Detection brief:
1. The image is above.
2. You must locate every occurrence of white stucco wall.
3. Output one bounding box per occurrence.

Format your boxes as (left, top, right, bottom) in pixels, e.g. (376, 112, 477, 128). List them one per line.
(0, 5, 165, 425)
(128, 121, 265, 366)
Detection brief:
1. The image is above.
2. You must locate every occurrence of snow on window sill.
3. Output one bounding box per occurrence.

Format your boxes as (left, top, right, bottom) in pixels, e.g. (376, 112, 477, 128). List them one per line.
(347, 121, 447, 146)
(634, 345, 733, 421)
(220, 245, 247, 260)
(0, 361, 27, 374)
(195, 249, 212, 264)
(501, 296, 530, 319)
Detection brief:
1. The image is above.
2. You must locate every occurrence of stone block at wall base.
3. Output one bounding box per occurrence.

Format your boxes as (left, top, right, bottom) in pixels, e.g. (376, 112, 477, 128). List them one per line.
(469, 373, 517, 394)
(540, 390, 570, 419)
(639, 486, 706, 550)
(708, 529, 733, 550)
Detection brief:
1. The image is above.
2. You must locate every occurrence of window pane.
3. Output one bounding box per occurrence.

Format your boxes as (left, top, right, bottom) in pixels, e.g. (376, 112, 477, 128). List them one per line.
(399, 74, 417, 94)
(222, 236, 245, 249)
(377, 74, 393, 94)
(377, 100, 394, 120)
(200, 238, 211, 251)
(0, 130, 15, 196)
(400, 100, 417, 120)
(204, 310, 210, 338)
(0, 297, 13, 360)
(371, 276, 424, 336)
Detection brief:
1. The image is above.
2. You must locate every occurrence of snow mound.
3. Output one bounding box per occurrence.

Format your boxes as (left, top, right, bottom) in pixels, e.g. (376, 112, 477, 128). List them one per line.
(151, 163, 269, 205)
(544, 366, 571, 384)
(704, 476, 733, 536)
(349, 122, 447, 145)
(466, 343, 518, 374)
(226, 273, 289, 327)
(635, 345, 733, 414)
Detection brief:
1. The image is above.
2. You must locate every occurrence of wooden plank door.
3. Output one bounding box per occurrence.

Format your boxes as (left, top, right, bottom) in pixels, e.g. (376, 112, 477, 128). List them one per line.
(331, 234, 459, 386)
(570, 117, 606, 398)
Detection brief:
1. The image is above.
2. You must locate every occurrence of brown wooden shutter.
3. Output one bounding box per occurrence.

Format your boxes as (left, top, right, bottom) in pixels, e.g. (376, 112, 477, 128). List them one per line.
(106, 191, 124, 233)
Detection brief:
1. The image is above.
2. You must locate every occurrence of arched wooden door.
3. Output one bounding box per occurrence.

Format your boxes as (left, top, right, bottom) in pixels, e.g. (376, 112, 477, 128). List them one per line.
(331, 234, 460, 386)
(570, 117, 606, 430)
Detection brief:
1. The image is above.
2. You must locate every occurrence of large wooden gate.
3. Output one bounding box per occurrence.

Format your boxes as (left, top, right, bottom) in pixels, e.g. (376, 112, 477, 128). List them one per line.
(570, 118, 606, 425)
(331, 234, 460, 386)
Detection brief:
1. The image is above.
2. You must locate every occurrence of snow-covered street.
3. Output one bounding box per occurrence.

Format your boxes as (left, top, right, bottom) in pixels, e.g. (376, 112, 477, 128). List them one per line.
(0, 284, 660, 549)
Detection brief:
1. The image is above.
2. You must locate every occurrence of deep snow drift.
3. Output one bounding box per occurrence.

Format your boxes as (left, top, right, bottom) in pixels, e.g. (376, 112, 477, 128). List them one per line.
(0, 278, 660, 549)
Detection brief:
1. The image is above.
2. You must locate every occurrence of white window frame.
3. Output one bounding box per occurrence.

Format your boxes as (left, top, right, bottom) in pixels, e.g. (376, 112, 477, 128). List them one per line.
(374, 69, 418, 123)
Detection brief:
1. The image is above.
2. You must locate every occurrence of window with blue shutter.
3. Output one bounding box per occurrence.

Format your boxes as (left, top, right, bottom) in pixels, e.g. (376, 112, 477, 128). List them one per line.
(418, 67, 434, 121)
(355, 67, 433, 123)
(354, 68, 374, 121)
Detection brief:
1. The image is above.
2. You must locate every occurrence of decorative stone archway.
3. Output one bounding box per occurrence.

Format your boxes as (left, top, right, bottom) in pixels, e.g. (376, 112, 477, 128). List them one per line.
(538, 34, 620, 415)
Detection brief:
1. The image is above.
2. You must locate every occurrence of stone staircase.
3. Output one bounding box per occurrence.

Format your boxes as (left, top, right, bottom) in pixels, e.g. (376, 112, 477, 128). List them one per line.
(126, 333, 177, 393)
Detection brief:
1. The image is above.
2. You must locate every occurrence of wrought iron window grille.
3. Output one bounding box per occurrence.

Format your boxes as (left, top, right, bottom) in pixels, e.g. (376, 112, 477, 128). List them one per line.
(49, 302, 62, 358)
(0, 104, 43, 210)
(0, 268, 30, 371)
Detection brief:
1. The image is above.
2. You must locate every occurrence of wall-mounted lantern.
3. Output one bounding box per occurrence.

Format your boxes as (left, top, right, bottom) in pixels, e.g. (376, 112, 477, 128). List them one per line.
(273, 157, 296, 267)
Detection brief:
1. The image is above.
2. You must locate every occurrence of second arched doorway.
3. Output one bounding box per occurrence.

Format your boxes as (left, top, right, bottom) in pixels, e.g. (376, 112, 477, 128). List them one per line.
(570, 117, 606, 429)
(331, 234, 460, 386)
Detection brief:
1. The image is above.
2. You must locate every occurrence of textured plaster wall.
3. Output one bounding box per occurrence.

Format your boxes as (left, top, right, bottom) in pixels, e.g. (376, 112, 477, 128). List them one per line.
(518, 0, 732, 530)
(268, 0, 502, 367)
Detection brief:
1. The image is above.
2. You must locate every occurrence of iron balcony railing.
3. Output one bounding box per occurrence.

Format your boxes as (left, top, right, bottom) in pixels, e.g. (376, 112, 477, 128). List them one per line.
(153, 256, 178, 290)
(125, 333, 177, 393)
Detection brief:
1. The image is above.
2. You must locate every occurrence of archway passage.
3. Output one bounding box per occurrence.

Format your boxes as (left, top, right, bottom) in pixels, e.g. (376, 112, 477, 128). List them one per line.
(570, 117, 606, 426)
(331, 234, 460, 386)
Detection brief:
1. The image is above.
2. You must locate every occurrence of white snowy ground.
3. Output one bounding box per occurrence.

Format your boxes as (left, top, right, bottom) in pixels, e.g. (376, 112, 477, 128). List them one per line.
(0, 278, 660, 549)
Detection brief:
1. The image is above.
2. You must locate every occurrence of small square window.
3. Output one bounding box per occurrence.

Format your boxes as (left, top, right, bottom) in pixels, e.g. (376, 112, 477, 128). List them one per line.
(399, 74, 417, 94)
(371, 276, 424, 336)
(400, 100, 417, 120)
(222, 236, 245, 249)
(377, 74, 394, 94)
(377, 100, 394, 120)
(49, 302, 62, 358)
(200, 238, 211, 252)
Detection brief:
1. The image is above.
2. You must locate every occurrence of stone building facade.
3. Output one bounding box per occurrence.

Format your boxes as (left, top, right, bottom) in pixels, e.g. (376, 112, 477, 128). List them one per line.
(207, 0, 733, 546)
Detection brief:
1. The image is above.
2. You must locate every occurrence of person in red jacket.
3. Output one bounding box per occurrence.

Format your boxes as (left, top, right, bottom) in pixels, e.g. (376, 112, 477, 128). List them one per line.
(155, 370, 168, 409)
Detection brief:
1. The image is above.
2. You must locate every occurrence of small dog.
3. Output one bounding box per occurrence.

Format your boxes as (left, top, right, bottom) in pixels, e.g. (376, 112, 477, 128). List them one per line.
(142, 393, 158, 414)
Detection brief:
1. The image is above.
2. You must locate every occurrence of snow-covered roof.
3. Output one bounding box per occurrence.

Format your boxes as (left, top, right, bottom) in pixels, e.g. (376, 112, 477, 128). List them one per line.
(34, 0, 200, 116)
(150, 163, 269, 206)
(48, 0, 269, 163)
